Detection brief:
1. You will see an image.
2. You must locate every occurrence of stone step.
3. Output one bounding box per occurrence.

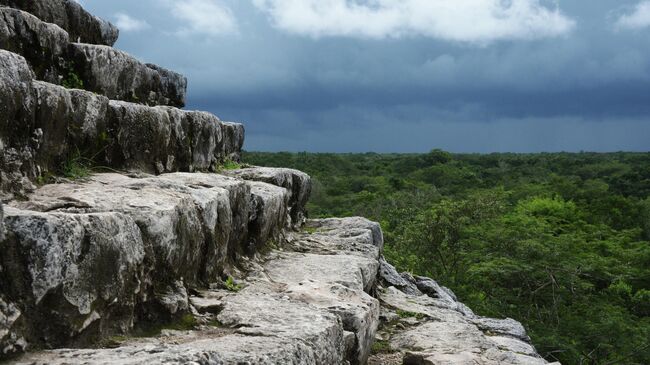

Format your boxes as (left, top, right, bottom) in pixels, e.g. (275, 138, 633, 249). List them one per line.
(0, 49, 37, 199)
(0, 10, 186, 107)
(1, 171, 296, 356)
(69, 43, 187, 107)
(0, 7, 69, 84)
(11, 217, 384, 364)
(0, 0, 118, 46)
(0, 50, 243, 199)
(224, 167, 312, 228)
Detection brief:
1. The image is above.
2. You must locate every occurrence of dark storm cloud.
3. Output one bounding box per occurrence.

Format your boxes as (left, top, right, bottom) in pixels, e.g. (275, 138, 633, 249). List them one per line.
(79, 0, 650, 152)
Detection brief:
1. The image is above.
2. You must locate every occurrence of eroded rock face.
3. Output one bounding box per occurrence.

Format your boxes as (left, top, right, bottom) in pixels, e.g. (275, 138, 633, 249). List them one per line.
(0, 7, 69, 83)
(246, 181, 289, 252)
(0, 54, 243, 195)
(70, 44, 187, 107)
(0, 50, 36, 199)
(31, 81, 110, 171)
(0, 6, 183, 107)
(12, 217, 383, 365)
(225, 167, 311, 227)
(1, 171, 297, 353)
(379, 257, 422, 296)
(1, 208, 146, 348)
(0, 0, 118, 46)
(370, 260, 553, 365)
(0, 294, 25, 357)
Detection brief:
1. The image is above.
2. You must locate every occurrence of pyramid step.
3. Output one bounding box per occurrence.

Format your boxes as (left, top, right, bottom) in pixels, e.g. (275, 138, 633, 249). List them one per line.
(0, 0, 118, 46)
(0, 49, 37, 199)
(2, 172, 293, 354)
(0, 9, 186, 107)
(0, 50, 243, 199)
(0, 7, 69, 84)
(10, 217, 382, 364)
(69, 43, 187, 107)
(224, 167, 312, 227)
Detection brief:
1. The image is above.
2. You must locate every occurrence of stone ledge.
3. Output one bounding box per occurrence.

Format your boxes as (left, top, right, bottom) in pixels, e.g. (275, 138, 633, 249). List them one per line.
(0, 52, 243, 198)
(0, 0, 118, 46)
(1, 172, 293, 354)
(10, 217, 384, 364)
(0, 11, 185, 107)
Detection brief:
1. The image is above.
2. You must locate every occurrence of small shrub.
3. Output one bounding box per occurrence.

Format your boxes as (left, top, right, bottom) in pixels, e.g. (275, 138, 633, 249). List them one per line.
(62, 151, 92, 180)
(224, 276, 241, 292)
(62, 70, 84, 89)
(222, 159, 242, 171)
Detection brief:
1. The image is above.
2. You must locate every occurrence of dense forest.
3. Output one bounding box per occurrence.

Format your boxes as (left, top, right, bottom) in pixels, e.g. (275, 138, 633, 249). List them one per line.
(244, 151, 650, 365)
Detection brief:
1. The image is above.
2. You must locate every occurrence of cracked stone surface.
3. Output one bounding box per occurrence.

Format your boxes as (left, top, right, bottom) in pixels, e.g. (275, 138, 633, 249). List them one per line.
(0, 0, 118, 46)
(369, 260, 557, 365)
(13, 217, 384, 364)
(2, 171, 298, 353)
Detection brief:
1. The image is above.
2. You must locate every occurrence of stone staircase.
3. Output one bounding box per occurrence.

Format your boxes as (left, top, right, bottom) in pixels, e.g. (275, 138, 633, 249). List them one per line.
(0, 1, 556, 364)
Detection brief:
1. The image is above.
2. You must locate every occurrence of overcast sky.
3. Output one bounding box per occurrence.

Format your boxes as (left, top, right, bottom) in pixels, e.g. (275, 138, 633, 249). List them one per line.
(79, 0, 650, 153)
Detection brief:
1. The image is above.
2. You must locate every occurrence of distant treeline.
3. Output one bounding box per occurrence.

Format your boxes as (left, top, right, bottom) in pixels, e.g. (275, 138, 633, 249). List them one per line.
(244, 150, 650, 365)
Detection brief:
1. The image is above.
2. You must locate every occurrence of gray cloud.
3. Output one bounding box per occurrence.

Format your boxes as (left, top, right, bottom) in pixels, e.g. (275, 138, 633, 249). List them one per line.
(252, 0, 576, 43)
(614, 1, 650, 30)
(114, 13, 150, 32)
(79, 0, 650, 152)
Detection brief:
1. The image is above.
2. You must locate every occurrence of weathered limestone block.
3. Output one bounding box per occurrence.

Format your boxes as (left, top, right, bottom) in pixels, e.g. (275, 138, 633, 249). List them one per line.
(70, 44, 186, 107)
(0, 201, 3, 240)
(262, 217, 384, 364)
(108, 102, 243, 174)
(1, 171, 301, 355)
(12, 174, 232, 286)
(163, 108, 245, 172)
(283, 280, 380, 365)
(289, 217, 384, 260)
(246, 181, 289, 252)
(0, 7, 69, 83)
(13, 215, 382, 364)
(266, 252, 378, 293)
(31, 81, 110, 171)
(0, 50, 36, 199)
(217, 293, 346, 364)
(0, 0, 118, 46)
(222, 121, 245, 161)
(107, 101, 175, 173)
(0, 294, 26, 357)
(0, 207, 147, 349)
(373, 283, 551, 364)
(225, 166, 311, 227)
(9, 172, 292, 288)
(152, 173, 253, 275)
(378, 257, 422, 296)
(12, 81, 242, 178)
(15, 329, 341, 365)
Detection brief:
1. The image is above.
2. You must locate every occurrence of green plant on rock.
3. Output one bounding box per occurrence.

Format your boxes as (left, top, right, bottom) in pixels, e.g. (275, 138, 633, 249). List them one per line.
(396, 309, 425, 320)
(62, 150, 93, 180)
(303, 226, 318, 234)
(371, 340, 394, 354)
(224, 276, 241, 292)
(222, 159, 242, 171)
(62, 70, 84, 89)
(35, 171, 55, 186)
(132, 313, 199, 339)
(168, 314, 198, 331)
